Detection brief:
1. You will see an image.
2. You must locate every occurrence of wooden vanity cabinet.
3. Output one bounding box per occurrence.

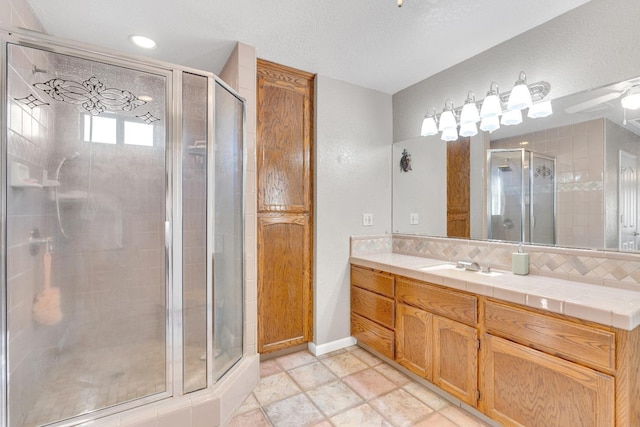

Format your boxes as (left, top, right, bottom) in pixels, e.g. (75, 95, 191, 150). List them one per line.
(481, 334, 614, 427)
(350, 263, 640, 426)
(395, 277, 479, 407)
(350, 266, 395, 358)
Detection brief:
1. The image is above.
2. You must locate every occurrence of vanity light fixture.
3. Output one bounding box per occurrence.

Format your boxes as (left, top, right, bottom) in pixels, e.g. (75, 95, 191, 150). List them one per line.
(441, 127, 459, 141)
(507, 71, 533, 111)
(460, 91, 480, 124)
(438, 100, 457, 132)
(419, 72, 550, 140)
(420, 108, 438, 136)
(480, 82, 502, 119)
(501, 109, 523, 126)
(459, 121, 478, 137)
(528, 100, 553, 118)
(480, 115, 500, 133)
(621, 87, 640, 110)
(129, 35, 157, 49)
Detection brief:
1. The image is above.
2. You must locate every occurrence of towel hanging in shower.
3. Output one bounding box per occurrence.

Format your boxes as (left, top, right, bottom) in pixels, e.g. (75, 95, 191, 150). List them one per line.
(32, 245, 63, 326)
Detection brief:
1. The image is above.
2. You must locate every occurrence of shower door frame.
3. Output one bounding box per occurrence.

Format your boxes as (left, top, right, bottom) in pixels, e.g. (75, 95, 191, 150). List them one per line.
(0, 26, 244, 427)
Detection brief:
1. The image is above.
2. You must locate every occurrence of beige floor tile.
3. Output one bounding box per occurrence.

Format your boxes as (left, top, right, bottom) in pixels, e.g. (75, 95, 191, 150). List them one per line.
(413, 412, 458, 427)
(329, 403, 391, 426)
(317, 348, 347, 359)
(306, 380, 363, 417)
(310, 421, 332, 427)
(402, 383, 449, 411)
(440, 405, 491, 427)
(288, 361, 337, 390)
(226, 408, 271, 427)
(342, 368, 397, 400)
(252, 372, 301, 406)
(276, 351, 317, 371)
(374, 363, 410, 386)
(235, 393, 260, 414)
(263, 393, 324, 426)
(370, 388, 434, 426)
(321, 352, 368, 377)
(350, 347, 383, 366)
(260, 359, 283, 377)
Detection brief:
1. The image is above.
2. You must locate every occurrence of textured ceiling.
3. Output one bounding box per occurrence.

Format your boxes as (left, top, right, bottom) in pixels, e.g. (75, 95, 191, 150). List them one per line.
(27, 0, 591, 94)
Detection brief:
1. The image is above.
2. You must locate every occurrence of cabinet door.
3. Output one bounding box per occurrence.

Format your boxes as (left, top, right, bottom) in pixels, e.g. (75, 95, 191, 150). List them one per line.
(481, 334, 615, 427)
(433, 316, 478, 407)
(395, 303, 432, 380)
(258, 214, 312, 353)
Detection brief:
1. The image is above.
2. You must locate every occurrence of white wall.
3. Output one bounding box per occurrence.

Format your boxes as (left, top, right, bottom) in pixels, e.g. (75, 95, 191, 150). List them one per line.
(393, 0, 640, 143)
(315, 75, 392, 346)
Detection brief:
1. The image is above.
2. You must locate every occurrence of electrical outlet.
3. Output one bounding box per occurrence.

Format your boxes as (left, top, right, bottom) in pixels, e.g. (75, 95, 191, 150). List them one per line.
(410, 213, 419, 225)
(362, 213, 373, 226)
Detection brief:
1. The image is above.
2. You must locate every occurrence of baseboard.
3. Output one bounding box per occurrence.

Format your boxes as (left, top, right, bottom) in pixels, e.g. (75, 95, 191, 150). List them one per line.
(308, 336, 357, 356)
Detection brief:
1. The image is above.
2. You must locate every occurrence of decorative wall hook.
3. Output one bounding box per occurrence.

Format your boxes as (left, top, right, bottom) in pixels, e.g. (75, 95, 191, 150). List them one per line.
(400, 149, 412, 172)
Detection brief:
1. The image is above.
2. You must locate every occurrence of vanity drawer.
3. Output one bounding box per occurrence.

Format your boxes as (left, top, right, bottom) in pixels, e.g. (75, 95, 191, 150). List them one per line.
(351, 286, 394, 329)
(484, 300, 615, 372)
(351, 265, 394, 298)
(396, 278, 477, 326)
(351, 313, 394, 359)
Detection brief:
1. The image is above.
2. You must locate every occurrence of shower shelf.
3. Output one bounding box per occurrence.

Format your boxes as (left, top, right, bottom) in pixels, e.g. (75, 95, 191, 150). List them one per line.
(11, 181, 43, 188)
(187, 141, 206, 156)
(55, 190, 88, 202)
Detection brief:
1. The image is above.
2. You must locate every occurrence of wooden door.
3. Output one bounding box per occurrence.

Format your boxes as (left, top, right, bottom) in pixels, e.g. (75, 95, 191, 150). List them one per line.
(433, 315, 478, 407)
(257, 59, 314, 353)
(395, 303, 432, 380)
(481, 334, 614, 427)
(447, 137, 470, 238)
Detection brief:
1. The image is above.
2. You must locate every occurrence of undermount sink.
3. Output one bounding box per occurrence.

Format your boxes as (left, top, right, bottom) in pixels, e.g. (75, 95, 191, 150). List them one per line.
(420, 263, 504, 277)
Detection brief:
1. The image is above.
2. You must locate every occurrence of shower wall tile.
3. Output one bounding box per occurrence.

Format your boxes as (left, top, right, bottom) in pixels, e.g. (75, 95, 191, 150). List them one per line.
(492, 118, 605, 249)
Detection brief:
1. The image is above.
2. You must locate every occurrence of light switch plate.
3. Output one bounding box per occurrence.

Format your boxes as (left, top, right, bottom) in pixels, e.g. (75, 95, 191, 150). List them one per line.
(410, 213, 419, 225)
(362, 213, 373, 226)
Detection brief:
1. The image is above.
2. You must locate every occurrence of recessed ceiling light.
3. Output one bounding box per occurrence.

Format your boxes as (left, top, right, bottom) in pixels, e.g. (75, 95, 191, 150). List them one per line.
(129, 35, 157, 49)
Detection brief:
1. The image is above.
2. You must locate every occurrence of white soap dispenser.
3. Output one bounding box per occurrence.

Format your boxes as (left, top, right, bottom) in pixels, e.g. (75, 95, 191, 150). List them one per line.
(512, 243, 529, 275)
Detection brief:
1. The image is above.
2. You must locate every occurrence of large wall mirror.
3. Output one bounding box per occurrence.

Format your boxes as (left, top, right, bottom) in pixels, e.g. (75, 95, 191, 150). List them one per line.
(393, 75, 640, 252)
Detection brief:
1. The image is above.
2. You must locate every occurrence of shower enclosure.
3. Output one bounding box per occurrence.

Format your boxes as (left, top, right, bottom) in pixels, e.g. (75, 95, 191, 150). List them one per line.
(1, 29, 244, 426)
(487, 149, 556, 245)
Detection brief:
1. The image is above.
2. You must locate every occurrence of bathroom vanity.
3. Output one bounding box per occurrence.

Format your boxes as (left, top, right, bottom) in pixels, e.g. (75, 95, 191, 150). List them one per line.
(350, 252, 640, 427)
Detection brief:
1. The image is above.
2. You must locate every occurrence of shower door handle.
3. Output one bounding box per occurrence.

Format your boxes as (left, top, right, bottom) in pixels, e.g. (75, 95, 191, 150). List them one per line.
(165, 221, 171, 247)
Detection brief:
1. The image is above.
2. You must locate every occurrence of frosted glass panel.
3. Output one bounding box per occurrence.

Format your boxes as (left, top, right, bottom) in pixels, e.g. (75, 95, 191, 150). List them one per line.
(5, 43, 167, 426)
(213, 82, 244, 381)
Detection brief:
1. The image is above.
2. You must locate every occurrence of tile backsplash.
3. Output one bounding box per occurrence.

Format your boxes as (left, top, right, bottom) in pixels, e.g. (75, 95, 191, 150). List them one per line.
(351, 234, 640, 291)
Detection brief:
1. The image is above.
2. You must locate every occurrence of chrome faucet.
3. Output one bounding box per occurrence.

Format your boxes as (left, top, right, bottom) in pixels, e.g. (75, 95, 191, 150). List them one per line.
(456, 260, 481, 272)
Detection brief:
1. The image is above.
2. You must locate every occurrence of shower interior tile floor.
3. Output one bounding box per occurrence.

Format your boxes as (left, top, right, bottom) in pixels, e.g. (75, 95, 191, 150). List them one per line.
(21, 340, 207, 427)
(229, 346, 493, 427)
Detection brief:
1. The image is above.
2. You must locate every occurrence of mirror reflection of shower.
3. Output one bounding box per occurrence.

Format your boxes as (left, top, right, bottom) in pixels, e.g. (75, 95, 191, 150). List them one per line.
(487, 148, 556, 245)
(54, 152, 79, 238)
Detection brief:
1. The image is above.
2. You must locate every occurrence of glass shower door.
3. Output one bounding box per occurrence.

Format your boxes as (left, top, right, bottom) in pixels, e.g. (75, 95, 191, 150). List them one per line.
(5, 43, 169, 426)
(212, 81, 244, 381)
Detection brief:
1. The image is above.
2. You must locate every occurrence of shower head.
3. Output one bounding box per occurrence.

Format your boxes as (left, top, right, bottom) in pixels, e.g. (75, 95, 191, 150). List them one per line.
(55, 152, 80, 180)
(498, 158, 512, 172)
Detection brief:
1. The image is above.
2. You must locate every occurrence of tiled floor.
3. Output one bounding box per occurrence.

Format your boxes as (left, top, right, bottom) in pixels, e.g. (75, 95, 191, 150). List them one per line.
(228, 346, 493, 427)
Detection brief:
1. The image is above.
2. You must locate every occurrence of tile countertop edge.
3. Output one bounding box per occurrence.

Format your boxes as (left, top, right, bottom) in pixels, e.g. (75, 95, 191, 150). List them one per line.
(349, 253, 640, 331)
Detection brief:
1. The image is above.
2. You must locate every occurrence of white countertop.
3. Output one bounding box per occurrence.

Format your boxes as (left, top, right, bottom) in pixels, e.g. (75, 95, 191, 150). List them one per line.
(350, 253, 640, 331)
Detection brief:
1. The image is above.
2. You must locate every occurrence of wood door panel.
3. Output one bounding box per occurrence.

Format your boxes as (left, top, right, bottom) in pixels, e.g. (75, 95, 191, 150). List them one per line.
(447, 138, 470, 238)
(351, 313, 394, 359)
(484, 300, 615, 372)
(351, 265, 394, 297)
(351, 286, 394, 329)
(257, 214, 311, 352)
(395, 303, 432, 380)
(257, 60, 313, 213)
(433, 316, 478, 407)
(396, 278, 477, 326)
(481, 334, 614, 427)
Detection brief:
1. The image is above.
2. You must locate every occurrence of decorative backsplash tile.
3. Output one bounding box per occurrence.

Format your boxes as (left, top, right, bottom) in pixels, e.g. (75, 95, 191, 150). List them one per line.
(387, 234, 640, 291)
(351, 235, 392, 255)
